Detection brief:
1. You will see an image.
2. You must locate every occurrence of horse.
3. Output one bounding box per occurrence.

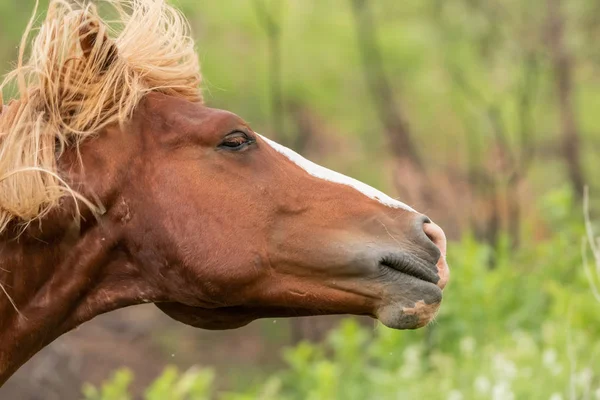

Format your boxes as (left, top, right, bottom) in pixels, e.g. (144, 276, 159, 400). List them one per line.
(0, 0, 449, 385)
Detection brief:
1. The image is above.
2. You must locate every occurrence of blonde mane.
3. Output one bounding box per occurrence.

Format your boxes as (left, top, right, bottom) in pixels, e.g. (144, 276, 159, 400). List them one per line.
(0, 0, 202, 235)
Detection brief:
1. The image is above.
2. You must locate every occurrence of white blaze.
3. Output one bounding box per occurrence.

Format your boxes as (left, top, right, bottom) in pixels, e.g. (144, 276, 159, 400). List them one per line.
(259, 135, 417, 213)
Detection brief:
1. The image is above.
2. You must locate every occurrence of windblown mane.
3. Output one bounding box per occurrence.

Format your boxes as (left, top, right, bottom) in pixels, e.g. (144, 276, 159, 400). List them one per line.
(0, 0, 202, 235)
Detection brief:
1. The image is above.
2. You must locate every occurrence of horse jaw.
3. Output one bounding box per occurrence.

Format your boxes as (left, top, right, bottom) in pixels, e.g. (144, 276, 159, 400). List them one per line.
(156, 303, 255, 330)
(155, 302, 358, 330)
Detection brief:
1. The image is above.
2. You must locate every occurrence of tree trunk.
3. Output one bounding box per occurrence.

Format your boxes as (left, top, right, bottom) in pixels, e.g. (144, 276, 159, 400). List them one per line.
(350, 0, 432, 208)
(546, 0, 585, 199)
(254, 0, 286, 144)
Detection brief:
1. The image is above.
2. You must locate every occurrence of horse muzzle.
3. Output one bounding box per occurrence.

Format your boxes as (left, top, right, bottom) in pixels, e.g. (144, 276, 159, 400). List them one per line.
(373, 215, 449, 329)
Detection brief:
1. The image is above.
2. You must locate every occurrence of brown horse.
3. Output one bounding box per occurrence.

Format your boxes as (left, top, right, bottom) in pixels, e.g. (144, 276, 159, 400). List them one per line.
(0, 0, 449, 385)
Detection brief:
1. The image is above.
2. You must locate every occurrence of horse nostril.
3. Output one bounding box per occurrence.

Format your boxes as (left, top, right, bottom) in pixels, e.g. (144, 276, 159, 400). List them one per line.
(422, 219, 447, 259)
(421, 219, 449, 289)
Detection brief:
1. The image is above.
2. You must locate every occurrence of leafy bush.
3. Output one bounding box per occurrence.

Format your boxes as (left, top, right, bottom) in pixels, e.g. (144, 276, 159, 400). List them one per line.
(82, 367, 214, 400)
(83, 317, 600, 400)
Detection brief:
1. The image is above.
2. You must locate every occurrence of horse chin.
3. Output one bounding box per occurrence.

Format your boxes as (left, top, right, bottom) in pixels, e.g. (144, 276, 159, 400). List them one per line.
(376, 280, 443, 329)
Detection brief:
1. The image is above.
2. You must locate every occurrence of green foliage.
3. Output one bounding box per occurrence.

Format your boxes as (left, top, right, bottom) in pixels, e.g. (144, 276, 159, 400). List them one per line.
(83, 366, 214, 400)
(145, 366, 214, 400)
(82, 368, 133, 400)
(271, 320, 600, 400)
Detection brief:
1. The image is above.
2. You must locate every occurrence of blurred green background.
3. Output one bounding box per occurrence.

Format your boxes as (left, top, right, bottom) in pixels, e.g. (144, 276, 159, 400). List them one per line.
(1, 0, 600, 399)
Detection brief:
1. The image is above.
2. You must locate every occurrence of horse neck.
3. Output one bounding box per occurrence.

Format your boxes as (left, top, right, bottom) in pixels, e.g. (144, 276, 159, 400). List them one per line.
(0, 233, 62, 316)
(0, 219, 157, 385)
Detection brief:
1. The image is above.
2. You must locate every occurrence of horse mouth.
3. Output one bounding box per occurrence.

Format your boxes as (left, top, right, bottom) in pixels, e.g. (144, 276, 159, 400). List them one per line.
(379, 254, 440, 285)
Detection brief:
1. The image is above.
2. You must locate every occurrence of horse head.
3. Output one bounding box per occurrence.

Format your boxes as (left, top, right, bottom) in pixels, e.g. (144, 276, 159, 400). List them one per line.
(0, 0, 449, 383)
(70, 92, 449, 331)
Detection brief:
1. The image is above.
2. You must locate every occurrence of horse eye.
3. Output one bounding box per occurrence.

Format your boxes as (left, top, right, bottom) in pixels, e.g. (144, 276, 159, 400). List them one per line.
(218, 131, 254, 151)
